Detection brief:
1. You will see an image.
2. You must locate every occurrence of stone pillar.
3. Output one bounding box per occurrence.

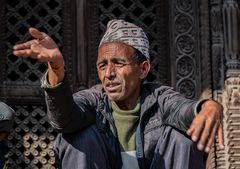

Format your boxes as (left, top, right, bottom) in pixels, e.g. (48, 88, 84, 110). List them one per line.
(221, 0, 240, 168)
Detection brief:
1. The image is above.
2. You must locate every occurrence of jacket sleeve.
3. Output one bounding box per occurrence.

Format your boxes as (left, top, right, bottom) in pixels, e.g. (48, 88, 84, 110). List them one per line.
(41, 72, 98, 133)
(157, 86, 198, 132)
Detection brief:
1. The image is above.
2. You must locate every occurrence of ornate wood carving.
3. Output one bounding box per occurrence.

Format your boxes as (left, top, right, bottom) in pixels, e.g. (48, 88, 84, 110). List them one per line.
(85, 0, 100, 88)
(222, 76, 240, 168)
(220, 0, 240, 168)
(63, 0, 99, 91)
(210, 0, 225, 91)
(62, 0, 77, 90)
(199, 0, 213, 99)
(223, 0, 240, 75)
(209, 0, 225, 168)
(169, 0, 201, 99)
(208, 0, 240, 168)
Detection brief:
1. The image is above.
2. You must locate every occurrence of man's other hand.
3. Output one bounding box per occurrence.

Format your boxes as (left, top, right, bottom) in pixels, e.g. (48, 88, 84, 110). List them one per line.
(187, 100, 225, 153)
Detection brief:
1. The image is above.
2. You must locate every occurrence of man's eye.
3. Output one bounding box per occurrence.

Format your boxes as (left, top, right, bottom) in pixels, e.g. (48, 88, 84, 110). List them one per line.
(98, 64, 106, 70)
(115, 62, 125, 67)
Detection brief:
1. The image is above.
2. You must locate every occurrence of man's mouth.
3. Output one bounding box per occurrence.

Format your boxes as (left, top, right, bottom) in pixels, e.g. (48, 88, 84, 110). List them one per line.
(105, 82, 121, 92)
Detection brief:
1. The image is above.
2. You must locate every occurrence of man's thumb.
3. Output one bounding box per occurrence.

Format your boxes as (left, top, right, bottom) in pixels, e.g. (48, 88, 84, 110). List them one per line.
(29, 27, 46, 40)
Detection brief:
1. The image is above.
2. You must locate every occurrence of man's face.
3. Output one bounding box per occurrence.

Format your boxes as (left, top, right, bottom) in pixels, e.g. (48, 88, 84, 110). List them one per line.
(97, 42, 147, 107)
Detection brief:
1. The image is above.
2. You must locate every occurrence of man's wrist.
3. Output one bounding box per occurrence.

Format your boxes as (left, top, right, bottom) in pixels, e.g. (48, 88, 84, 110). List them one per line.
(194, 99, 223, 116)
(41, 70, 62, 89)
(194, 99, 209, 116)
(47, 60, 65, 85)
(48, 59, 65, 71)
(201, 100, 223, 112)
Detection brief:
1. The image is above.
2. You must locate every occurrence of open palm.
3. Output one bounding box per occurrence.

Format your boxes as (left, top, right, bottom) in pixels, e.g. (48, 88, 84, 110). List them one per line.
(13, 27, 63, 63)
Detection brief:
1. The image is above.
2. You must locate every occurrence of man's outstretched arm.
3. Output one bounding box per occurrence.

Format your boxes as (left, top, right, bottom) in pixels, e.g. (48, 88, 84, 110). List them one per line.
(13, 28, 96, 133)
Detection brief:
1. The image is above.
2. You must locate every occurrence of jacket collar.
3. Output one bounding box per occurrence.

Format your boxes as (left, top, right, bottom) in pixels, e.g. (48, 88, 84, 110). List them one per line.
(99, 82, 161, 119)
(139, 82, 160, 119)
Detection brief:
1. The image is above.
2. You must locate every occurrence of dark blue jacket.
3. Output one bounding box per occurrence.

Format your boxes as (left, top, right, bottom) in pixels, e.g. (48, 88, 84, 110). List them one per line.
(43, 76, 197, 169)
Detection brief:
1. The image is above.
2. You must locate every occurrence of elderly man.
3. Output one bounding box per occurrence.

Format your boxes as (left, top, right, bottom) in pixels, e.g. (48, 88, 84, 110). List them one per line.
(0, 101, 15, 168)
(13, 19, 224, 169)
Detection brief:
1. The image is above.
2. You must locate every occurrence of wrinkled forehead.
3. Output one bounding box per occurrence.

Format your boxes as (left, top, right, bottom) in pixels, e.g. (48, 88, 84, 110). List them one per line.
(97, 42, 135, 61)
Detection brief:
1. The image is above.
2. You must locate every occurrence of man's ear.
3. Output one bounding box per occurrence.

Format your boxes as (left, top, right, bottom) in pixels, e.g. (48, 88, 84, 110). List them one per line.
(139, 60, 151, 79)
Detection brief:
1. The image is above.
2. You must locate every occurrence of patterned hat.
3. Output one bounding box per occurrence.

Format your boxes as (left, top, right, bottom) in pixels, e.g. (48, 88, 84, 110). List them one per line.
(0, 102, 14, 133)
(99, 19, 150, 59)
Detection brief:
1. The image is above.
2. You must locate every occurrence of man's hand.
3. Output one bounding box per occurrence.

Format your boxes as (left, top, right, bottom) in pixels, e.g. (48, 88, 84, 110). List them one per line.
(13, 28, 65, 85)
(187, 100, 225, 153)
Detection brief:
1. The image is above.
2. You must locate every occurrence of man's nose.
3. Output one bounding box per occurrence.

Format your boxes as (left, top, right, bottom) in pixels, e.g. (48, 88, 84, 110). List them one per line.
(105, 64, 116, 79)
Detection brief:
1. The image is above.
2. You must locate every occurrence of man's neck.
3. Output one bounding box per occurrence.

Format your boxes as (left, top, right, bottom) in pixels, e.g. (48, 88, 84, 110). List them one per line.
(114, 97, 140, 110)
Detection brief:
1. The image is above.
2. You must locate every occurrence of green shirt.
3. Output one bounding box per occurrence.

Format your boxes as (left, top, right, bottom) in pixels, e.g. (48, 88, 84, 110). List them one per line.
(111, 100, 140, 152)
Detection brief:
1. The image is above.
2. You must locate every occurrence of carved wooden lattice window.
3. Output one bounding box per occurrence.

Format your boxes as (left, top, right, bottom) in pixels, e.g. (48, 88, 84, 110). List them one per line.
(1, 0, 62, 168)
(8, 105, 57, 168)
(2, 0, 62, 103)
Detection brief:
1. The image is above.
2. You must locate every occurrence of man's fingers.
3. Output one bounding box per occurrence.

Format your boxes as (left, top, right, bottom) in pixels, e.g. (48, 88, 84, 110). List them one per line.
(13, 39, 38, 50)
(187, 125, 197, 141)
(196, 117, 215, 151)
(13, 49, 46, 61)
(13, 28, 48, 51)
(14, 42, 44, 57)
(13, 49, 32, 57)
(217, 123, 225, 149)
(203, 123, 217, 153)
(187, 116, 205, 142)
(13, 49, 38, 58)
(29, 27, 47, 40)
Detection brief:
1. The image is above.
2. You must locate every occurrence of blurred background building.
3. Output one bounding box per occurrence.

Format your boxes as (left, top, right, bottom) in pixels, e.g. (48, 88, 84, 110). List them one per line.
(0, 0, 239, 168)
